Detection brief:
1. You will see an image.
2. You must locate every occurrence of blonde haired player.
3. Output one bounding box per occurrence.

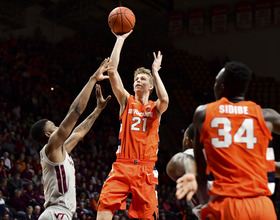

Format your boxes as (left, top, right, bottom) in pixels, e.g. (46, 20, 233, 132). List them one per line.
(97, 31, 169, 220)
(30, 59, 111, 220)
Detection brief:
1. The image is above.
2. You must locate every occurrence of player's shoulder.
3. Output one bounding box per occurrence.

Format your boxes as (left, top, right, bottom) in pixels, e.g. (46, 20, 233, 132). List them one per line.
(193, 104, 207, 120)
(262, 108, 280, 120)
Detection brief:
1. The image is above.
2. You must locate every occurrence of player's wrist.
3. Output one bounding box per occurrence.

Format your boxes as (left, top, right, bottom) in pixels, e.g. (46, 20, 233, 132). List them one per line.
(90, 75, 97, 83)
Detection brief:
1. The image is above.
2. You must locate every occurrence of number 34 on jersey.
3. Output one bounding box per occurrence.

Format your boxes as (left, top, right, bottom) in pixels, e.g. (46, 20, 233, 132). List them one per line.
(211, 117, 257, 149)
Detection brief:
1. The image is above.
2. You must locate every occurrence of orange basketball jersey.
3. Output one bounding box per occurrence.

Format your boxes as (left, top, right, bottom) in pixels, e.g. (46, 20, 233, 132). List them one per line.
(116, 95, 160, 161)
(200, 97, 274, 197)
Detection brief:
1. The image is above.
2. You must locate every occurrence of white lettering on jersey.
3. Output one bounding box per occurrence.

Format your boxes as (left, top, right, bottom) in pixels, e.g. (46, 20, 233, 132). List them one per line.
(128, 109, 153, 117)
(219, 105, 248, 115)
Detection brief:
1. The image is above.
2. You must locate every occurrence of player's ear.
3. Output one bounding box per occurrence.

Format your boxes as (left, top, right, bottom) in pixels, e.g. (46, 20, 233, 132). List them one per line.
(188, 139, 194, 148)
(45, 131, 52, 138)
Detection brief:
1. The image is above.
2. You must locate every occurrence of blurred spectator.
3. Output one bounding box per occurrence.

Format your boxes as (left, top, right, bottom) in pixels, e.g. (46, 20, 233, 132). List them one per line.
(2, 136, 16, 155)
(89, 193, 99, 215)
(24, 205, 33, 220)
(9, 189, 26, 218)
(0, 129, 9, 144)
(7, 172, 23, 196)
(1, 152, 11, 172)
(22, 182, 37, 207)
(15, 153, 26, 172)
(33, 184, 44, 207)
(0, 191, 12, 218)
(76, 201, 92, 219)
(9, 162, 22, 177)
(0, 178, 9, 200)
(1, 213, 11, 220)
(32, 205, 41, 220)
(32, 169, 43, 189)
(32, 158, 41, 173)
(21, 163, 34, 184)
(86, 184, 95, 200)
(8, 154, 15, 169)
(0, 160, 7, 180)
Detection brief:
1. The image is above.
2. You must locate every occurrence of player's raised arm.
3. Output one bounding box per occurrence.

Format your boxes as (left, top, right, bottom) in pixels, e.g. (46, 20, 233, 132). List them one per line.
(108, 31, 132, 108)
(64, 85, 111, 154)
(47, 58, 111, 154)
(152, 51, 169, 116)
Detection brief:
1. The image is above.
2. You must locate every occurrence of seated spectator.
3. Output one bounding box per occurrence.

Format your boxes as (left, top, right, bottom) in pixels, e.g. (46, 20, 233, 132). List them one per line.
(15, 153, 26, 172)
(32, 169, 43, 189)
(33, 184, 44, 206)
(76, 201, 92, 219)
(1, 152, 11, 172)
(77, 182, 88, 201)
(89, 193, 99, 215)
(21, 163, 34, 184)
(0, 129, 9, 144)
(86, 184, 95, 200)
(0, 161, 7, 180)
(24, 206, 33, 220)
(23, 182, 37, 207)
(2, 136, 16, 154)
(32, 158, 41, 173)
(9, 189, 26, 218)
(0, 191, 12, 218)
(7, 172, 23, 196)
(9, 162, 22, 177)
(0, 178, 9, 200)
(32, 205, 41, 220)
(8, 154, 15, 170)
(1, 213, 11, 220)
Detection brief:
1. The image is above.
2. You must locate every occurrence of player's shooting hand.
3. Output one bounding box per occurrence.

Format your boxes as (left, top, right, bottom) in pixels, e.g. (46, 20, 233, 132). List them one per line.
(95, 84, 111, 110)
(152, 51, 163, 73)
(176, 173, 197, 201)
(92, 58, 112, 82)
(112, 30, 133, 40)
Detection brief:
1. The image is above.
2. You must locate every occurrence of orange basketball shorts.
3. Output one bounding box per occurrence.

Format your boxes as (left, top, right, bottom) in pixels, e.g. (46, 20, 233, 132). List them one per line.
(98, 160, 158, 219)
(201, 195, 277, 220)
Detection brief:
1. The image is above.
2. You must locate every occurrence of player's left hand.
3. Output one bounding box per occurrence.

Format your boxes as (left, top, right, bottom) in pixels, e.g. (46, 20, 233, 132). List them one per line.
(92, 58, 112, 82)
(152, 51, 163, 73)
(176, 173, 198, 201)
(96, 84, 111, 110)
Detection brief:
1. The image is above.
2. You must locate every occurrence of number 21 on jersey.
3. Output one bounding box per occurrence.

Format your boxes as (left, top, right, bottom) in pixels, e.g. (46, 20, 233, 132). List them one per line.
(131, 116, 147, 132)
(211, 117, 257, 149)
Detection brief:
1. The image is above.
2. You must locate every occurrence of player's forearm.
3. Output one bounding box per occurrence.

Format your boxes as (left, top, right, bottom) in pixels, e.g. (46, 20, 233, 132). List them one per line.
(153, 72, 169, 104)
(68, 77, 97, 116)
(109, 38, 125, 72)
(73, 108, 102, 137)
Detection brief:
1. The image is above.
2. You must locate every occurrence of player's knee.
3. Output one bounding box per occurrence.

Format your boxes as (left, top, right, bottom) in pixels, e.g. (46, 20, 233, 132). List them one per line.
(96, 211, 113, 220)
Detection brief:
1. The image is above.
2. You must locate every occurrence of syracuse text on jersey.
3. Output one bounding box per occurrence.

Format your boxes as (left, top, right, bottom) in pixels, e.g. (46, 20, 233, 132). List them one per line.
(128, 108, 153, 117)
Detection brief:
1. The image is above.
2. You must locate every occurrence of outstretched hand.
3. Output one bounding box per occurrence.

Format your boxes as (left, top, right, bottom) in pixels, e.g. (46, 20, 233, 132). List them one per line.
(152, 51, 163, 73)
(93, 58, 112, 82)
(112, 30, 133, 40)
(176, 173, 198, 201)
(95, 84, 111, 110)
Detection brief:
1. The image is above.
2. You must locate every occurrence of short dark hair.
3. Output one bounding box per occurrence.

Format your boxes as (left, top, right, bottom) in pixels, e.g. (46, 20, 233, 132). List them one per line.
(186, 123, 194, 141)
(30, 119, 48, 146)
(223, 61, 252, 94)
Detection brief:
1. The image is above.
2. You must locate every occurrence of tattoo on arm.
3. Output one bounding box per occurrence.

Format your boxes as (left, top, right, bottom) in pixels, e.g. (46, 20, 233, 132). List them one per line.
(83, 115, 96, 130)
(75, 113, 98, 135)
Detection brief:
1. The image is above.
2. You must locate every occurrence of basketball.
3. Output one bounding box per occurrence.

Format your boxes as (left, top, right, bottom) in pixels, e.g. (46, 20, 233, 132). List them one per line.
(108, 7, 136, 35)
